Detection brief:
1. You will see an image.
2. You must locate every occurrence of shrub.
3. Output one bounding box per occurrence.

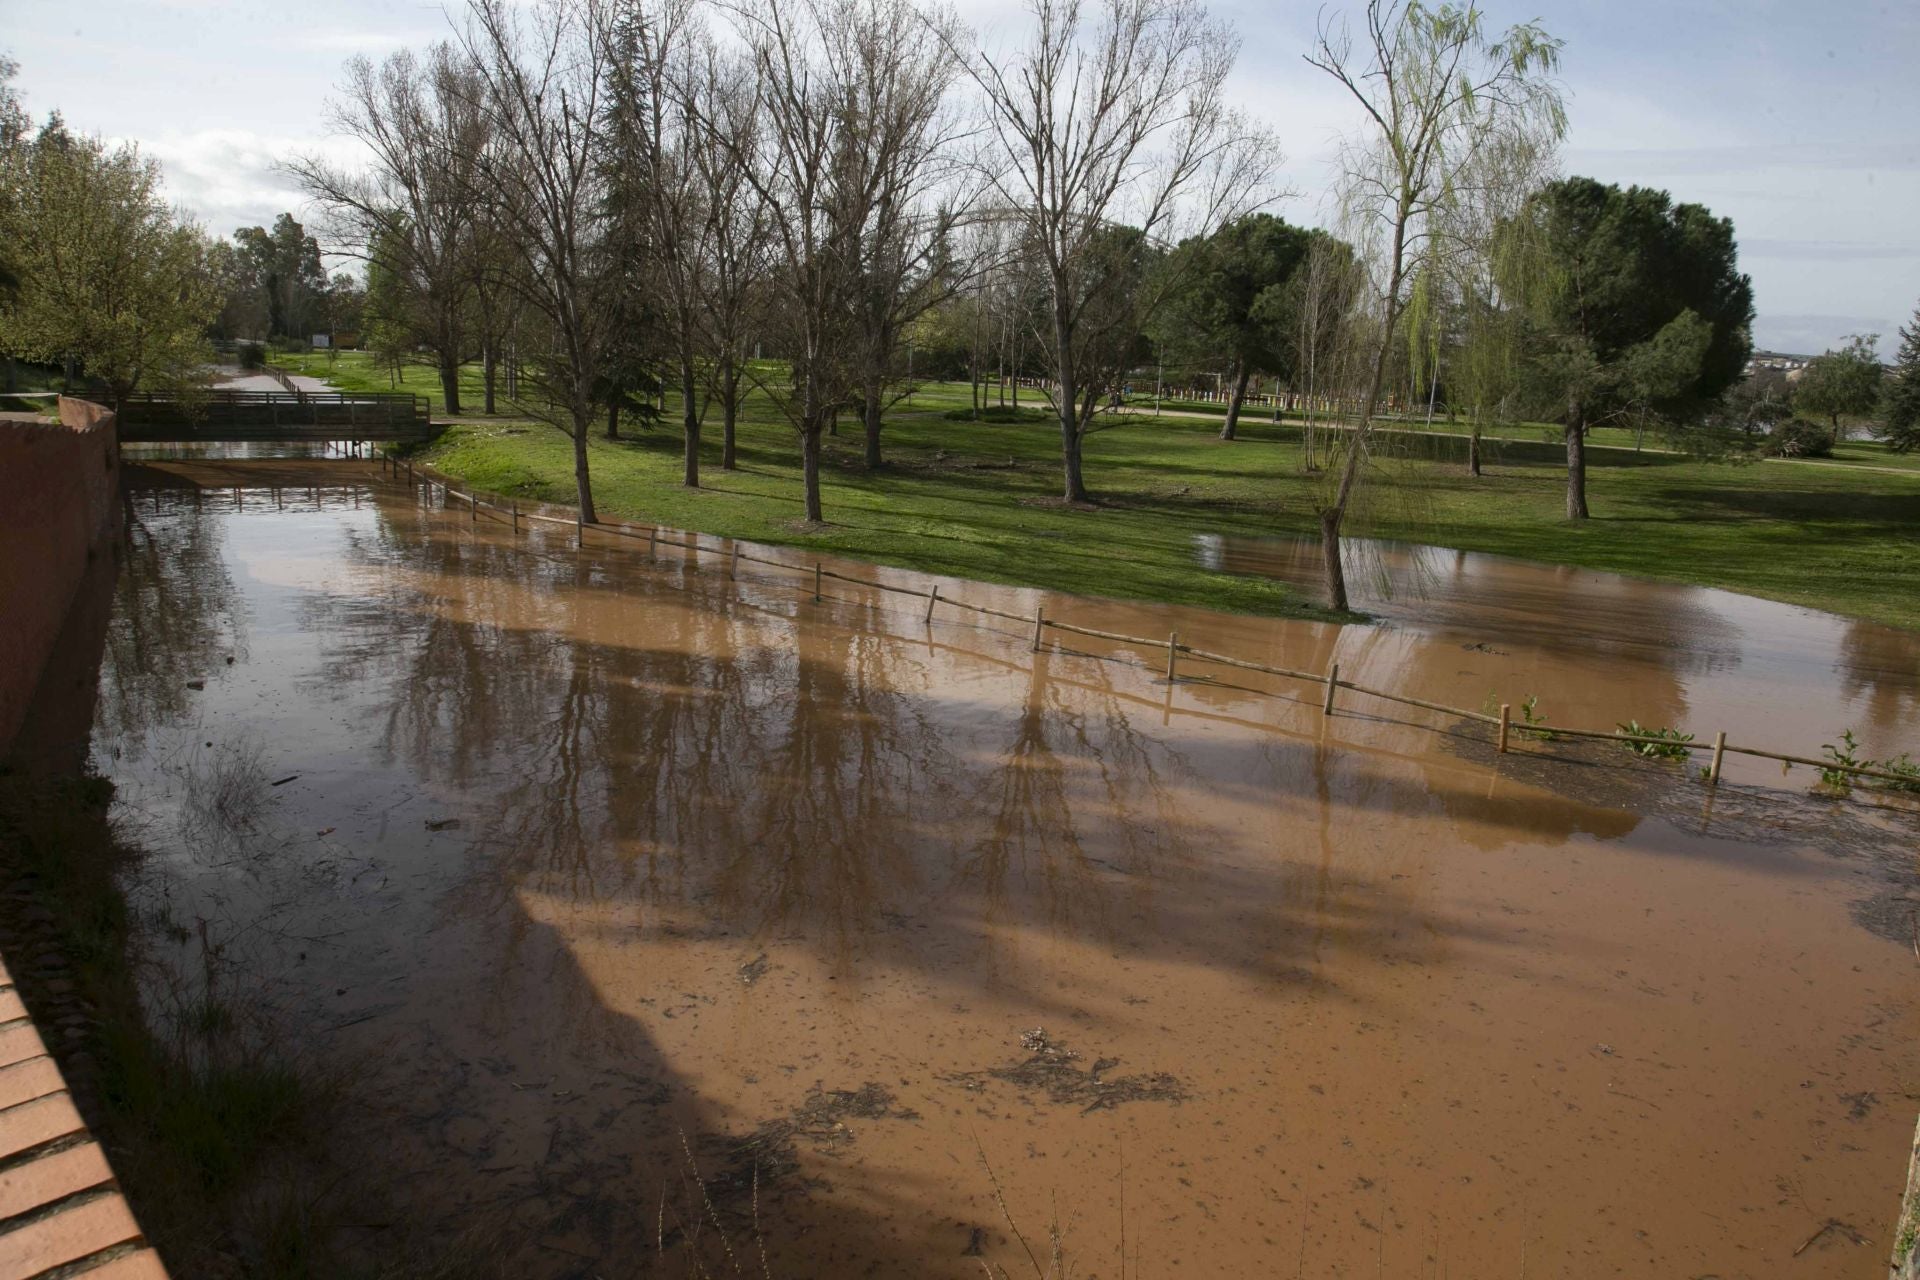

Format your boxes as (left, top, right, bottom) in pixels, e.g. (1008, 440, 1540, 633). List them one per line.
(1768, 418, 1834, 458)
(943, 405, 1053, 424)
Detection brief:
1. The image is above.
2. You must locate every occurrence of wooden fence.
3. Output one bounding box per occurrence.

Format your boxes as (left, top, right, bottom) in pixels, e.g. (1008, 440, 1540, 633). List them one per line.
(379, 456, 1918, 793)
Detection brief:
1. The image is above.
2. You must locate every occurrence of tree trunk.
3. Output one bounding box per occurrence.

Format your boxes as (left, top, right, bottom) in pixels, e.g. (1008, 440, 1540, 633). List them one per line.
(438, 352, 462, 417)
(1221, 363, 1252, 441)
(1565, 405, 1590, 519)
(681, 356, 700, 488)
(801, 426, 823, 522)
(606, 401, 620, 440)
(1061, 420, 1087, 503)
(1468, 425, 1482, 477)
(720, 358, 739, 470)
(482, 343, 497, 416)
(1318, 506, 1348, 616)
(572, 420, 597, 524)
(863, 376, 884, 469)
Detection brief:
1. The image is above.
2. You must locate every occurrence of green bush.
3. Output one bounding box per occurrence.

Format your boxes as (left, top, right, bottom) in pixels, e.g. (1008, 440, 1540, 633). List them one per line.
(943, 404, 1054, 424)
(1768, 418, 1834, 458)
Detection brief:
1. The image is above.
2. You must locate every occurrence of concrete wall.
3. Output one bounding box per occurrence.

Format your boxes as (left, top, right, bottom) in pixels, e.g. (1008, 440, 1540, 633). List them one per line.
(0, 398, 120, 759)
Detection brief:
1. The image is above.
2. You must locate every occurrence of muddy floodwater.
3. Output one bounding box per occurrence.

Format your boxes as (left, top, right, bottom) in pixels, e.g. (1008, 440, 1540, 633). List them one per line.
(95, 458, 1920, 1277)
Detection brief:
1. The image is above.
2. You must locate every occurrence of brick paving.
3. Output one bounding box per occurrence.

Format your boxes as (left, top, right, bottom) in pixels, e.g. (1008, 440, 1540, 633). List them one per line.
(0, 956, 166, 1278)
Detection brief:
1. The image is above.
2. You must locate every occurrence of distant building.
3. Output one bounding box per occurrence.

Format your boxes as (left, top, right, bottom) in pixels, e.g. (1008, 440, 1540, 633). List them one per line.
(1745, 350, 1812, 375)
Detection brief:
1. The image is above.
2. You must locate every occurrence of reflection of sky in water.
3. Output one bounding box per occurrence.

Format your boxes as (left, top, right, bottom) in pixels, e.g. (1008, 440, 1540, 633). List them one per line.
(1196, 532, 1920, 761)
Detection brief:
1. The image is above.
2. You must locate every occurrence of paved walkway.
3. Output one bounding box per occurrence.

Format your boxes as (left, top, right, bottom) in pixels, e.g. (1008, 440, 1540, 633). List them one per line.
(0, 956, 165, 1279)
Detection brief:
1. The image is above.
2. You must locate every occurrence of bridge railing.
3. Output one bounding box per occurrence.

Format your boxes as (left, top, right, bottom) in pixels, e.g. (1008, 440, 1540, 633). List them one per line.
(116, 390, 432, 441)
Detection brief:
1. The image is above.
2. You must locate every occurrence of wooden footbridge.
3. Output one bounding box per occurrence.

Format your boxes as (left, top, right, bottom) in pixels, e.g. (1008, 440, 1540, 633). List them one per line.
(114, 390, 434, 445)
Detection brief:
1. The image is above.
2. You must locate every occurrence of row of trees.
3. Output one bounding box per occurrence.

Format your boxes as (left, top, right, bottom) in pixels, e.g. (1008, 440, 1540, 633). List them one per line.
(0, 61, 364, 402)
(0, 61, 219, 409)
(287, 0, 1286, 525)
(209, 213, 365, 345)
(2, 0, 1782, 612)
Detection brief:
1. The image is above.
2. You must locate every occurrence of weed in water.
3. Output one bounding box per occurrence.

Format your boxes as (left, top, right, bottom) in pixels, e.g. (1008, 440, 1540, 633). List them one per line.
(1617, 721, 1695, 761)
(1820, 730, 1865, 791)
(1518, 695, 1560, 742)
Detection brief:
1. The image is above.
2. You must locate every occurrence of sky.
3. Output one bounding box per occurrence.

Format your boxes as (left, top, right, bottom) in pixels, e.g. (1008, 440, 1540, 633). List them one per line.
(5, 0, 1917, 357)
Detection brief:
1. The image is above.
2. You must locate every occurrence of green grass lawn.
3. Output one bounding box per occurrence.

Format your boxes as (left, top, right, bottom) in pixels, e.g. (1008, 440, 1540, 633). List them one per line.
(303, 353, 1920, 629)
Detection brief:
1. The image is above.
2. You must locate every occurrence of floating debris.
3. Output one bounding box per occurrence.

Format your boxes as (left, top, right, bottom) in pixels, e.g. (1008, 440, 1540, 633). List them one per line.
(950, 1028, 1186, 1115)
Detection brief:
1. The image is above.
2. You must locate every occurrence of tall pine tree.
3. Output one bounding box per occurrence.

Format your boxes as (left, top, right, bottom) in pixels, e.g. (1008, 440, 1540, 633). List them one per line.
(1884, 303, 1920, 453)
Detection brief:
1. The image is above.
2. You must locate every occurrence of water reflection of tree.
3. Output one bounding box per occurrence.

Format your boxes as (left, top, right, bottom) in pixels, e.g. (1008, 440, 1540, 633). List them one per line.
(1837, 618, 1920, 749)
(100, 490, 248, 751)
(956, 654, 1202, 950)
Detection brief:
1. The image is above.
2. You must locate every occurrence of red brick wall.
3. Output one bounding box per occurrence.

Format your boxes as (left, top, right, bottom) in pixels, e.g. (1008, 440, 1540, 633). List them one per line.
(0, 398, 120, 757)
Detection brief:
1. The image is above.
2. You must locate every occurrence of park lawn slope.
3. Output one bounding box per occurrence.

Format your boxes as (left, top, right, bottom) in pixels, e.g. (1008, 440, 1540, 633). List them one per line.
(415, 384, 1920, 632)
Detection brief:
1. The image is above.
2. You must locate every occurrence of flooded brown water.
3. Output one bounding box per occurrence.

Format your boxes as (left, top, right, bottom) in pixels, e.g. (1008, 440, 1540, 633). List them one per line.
(98, 459, 1920, 1277)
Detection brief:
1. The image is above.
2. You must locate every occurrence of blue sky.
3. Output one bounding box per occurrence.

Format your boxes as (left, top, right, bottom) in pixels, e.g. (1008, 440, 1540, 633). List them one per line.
(6, 0, 1916, 355)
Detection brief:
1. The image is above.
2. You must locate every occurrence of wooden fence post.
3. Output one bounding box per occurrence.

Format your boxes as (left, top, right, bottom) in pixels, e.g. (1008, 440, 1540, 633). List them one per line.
(1166, 631, 1178, 682)
(469, 493, 476, 524)
(814, 564, 823, 603)
(1497, 703, 1511, 753)
(511, 503, 518, 534)
(1709, 731, 1727, 785)
(1031, 608, 1046, 652)
(924, 584, 939, 624)
(1322, 662, 1339, 716)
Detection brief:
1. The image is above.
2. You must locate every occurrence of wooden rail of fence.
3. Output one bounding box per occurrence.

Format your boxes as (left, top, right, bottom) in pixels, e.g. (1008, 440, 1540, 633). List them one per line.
(381, 455, 1918, 793)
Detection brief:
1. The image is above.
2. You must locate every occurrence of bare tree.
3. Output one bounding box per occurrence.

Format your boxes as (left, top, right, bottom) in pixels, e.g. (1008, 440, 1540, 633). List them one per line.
(291, 44, 489, 414)
(456, 0, 624, 522)
(845, 28, 969, 471)
(683, 42, 773, 470)
(721, 0, 954, 523)
(606, 0, 712, 485)
(1306, 0, 1563, 610)
(956, 0, 1276, 503)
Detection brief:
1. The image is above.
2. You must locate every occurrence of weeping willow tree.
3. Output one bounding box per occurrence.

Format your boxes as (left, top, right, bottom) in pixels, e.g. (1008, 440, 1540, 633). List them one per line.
(1293, 230, 1365, 473)
(1305, 0, 1564, 612)
(1417, 128, 1561, 476)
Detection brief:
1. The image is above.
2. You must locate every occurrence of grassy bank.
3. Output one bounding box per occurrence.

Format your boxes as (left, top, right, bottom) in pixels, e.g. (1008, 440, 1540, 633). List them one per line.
(301, 353, 1920, 628)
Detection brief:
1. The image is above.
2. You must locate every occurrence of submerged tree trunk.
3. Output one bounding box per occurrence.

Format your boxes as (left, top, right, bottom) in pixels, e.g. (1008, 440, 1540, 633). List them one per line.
(572, 420, 597, 524)
(1565, 412, 1589, 518)
(1221, 363, 1252, 441)
(1318, 506, 1347, 618)
(1320, 275, 1403, 613)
